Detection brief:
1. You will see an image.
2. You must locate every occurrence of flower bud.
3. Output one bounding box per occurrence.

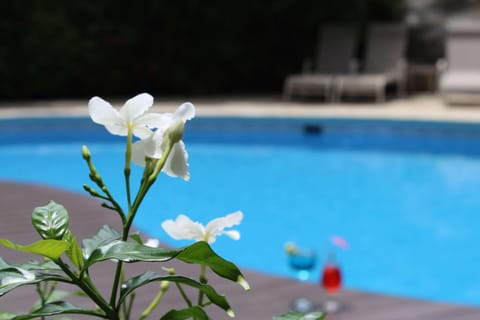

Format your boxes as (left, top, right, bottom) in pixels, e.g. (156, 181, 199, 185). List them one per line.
(160, 280, 170, 291)
(164, 120, 185, 146)
(162, 267, 176, 275)
(82, 145, 91, 160)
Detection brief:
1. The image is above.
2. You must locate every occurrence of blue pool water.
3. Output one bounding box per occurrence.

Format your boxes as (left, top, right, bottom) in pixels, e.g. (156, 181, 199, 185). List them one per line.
(1, 116, 480, 306)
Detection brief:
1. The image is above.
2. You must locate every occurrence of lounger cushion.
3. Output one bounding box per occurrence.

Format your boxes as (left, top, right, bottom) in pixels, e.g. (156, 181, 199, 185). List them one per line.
(284, 74, 333, 97)
(336, 74, 396, 92)
(286, 74, 332, 86)
(439, 71, 480, 93)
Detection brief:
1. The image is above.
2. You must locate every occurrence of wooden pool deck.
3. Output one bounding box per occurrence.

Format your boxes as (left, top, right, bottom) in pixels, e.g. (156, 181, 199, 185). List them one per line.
(1, 181, 480, 319)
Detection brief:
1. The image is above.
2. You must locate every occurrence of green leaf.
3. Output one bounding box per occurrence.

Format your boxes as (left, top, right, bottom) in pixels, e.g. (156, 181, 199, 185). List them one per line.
(119, 272, 233, 314)
(0, 259, 8, 269)
(62, 231, 84, 269)
(0, 311, 17, 320)
(81, 225, 121, 259)
(0, 239, 70, 260)
(31, 290, 86, 311)
(0, 267, 35, 287)
(31, 201, 69, 240)
(176, 242, 250, 290)
(129, 233, 143, 245)
(84, 241, 181, 269)
(8, 301, 103, 319)
(0, 268, 68, 296)
(82, 239, 249, 298)
(160, 306, 209, 320)
(272, 311, 326, 320)
(0, 258, 60, 271)
(85, 241, 249, 289)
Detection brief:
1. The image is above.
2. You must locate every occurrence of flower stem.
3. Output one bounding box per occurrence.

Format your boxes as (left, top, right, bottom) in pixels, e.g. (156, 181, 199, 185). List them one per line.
(56, 259, 115, 319)
(125, 142, 174, 234)
(82, 146, 126, 223)
(122, 292, 135, 320)
(124, 126, 133, 208)
(113, 137, 174, 316)
(109, 261, 124, 308)
(109, 127, 134, 310)
(139, 281, 169, 320)
(176, 282, 193, 307)
(149, 143, 174, 184)
(35, 283, 47, 315)
(197, 264, 208, 305)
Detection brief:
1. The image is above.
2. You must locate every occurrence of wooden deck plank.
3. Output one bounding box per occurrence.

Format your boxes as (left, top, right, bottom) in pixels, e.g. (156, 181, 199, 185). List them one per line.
(1, 181, 480, 319)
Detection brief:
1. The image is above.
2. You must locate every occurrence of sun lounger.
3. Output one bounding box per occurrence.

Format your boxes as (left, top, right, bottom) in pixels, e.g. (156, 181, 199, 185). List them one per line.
(334, 23, 407, 102)
(438, 17, 480, 105)
(283, 25, 356, 101)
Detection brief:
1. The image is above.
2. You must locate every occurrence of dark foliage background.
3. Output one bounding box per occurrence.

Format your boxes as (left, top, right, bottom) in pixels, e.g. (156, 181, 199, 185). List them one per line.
(0, 0, 403, 99)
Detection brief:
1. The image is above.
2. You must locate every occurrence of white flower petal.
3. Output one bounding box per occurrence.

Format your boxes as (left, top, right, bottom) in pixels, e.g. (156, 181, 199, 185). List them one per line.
(205, 211, 243, 236)
(88, 97, 128, 136)
(161, 214, 205, 241)
(120, 93, 153, 122)
(144, 238, 160, 248)
(174, 102, 196, 121)
(135, 113, 170, 129)
(131, 141, 147, 166)
(131, 136, 157, 166)
(222, 230, 241, 241)
(132, 126, 154, 139)
(88, 97, 121, 125)
(163, 141, 189, 180)
(104, 123, 129, 136)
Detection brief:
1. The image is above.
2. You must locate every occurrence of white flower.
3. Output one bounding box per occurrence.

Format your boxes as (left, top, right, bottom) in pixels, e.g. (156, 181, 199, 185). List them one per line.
(144, 238, 160, 248)
(132, 102, 195, 180)
(161, 211, 243, 244)
(88, 93, 163, 138)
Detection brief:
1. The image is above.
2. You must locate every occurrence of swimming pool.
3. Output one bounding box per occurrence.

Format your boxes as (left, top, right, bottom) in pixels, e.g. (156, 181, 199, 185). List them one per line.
(1, 116, 480, 306)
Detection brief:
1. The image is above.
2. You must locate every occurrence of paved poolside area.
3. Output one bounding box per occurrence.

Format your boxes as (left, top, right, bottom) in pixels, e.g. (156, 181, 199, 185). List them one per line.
(2, 94, 480, 319)
(2, 94, 480, 122)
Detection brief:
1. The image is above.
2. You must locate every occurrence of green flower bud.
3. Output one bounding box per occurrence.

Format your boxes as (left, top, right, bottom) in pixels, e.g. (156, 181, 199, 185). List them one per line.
(160, 280, 170, 291)
(163, 267, 176, 275)
(82, 145, 91, 160)
(164, 120, 185, 146)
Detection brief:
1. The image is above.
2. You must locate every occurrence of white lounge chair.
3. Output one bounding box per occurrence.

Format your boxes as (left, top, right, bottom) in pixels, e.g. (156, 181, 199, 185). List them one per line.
(438, 17, 480, 105)
(334, 23, 407, 102)
(283, 25, 356, 101)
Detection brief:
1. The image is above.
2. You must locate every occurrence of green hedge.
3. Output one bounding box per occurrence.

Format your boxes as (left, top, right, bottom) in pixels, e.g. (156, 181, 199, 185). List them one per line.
(0, 1, 403, 99)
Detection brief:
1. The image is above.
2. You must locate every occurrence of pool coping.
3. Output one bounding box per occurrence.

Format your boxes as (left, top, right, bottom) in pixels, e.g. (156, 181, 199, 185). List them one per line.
(2, 94, 480, 123)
